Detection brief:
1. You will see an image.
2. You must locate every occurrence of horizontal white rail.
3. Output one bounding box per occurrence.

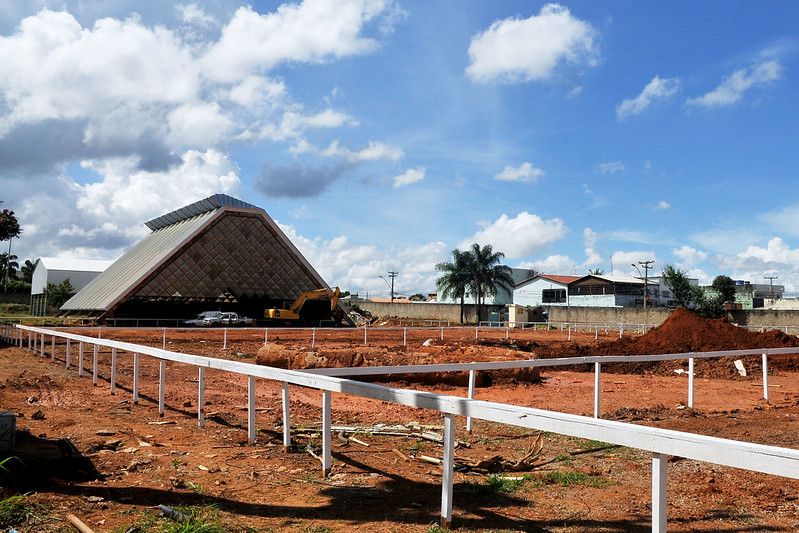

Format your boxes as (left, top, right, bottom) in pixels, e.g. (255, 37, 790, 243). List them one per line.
(4, 323, 799, 531)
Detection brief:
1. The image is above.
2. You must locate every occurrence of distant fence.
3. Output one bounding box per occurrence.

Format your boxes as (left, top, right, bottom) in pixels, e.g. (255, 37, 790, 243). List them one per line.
(3, 323, 799, 531)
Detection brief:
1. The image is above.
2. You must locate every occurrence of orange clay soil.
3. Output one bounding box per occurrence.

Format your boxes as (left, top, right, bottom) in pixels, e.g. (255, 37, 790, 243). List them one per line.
(1, 312, 798, 532)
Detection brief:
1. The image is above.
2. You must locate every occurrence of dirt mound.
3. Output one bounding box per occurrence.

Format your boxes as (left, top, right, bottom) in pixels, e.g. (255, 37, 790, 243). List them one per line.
(546, 309, 799, 378)
(256, 342, 541, 386)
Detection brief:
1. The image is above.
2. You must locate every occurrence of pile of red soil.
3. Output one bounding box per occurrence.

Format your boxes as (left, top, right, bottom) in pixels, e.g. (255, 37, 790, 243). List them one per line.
(255, 342, 541, 386)
(541, 309, 799, 378)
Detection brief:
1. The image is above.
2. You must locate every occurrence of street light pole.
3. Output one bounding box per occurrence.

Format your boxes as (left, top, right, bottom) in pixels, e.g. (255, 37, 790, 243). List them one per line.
(379, 271, 399, 303)
(632, 260, 655, 309)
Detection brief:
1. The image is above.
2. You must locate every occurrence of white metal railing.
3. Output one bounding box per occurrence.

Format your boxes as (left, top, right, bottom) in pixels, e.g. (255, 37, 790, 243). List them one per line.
(3, 323, 799, 531)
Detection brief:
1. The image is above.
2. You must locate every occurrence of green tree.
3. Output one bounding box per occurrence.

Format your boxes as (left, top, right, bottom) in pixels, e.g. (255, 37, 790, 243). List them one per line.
(0, 253, 19, 286)
(436, 248, 475, 324)
(20, 259, 36, 284)
(587, 268, 604, 275)
(711, 275, 737, 304)
(662, 264, 703, 309)
(467, 243, 514, 323)
(0, 202, 21, 242)
(44, 279, 76, 309)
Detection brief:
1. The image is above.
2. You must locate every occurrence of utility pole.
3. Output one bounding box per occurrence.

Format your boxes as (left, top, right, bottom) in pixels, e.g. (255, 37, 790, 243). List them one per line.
(636, 260, 655, 309)
(387, 270, 398, 303)
(764, 275, 778, 300)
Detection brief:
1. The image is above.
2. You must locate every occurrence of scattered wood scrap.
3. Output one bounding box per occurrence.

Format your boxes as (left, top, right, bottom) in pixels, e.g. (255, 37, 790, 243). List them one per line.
(457, 433, 544, 473)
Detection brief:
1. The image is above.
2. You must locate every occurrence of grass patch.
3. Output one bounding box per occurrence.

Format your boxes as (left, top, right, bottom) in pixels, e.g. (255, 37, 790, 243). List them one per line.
(0, 493, 45, 528)
(533, 471, 612, 488)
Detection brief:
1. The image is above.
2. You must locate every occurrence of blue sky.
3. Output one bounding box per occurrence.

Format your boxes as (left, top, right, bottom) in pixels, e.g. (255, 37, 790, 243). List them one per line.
(1, 1, 798, 298)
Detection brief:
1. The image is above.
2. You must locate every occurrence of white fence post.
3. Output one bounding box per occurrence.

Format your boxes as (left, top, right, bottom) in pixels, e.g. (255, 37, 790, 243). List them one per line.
(594, 362, 601, 419)
(248, 376, 256, 445)
(762, 353, 769, 401)
(466, 369, 476, 433)
(363, 327, 367, 346)
(223, 328, 228, 350)
(78, 342, 84, 377)
(158, 360, 166, 417)
(282, 382, 291, 451)
(441, 413, 455, 529)
(198, 367, 205, 427)
(133, 352, 140, 403)
(652, 452, 668, 532)
(322, 390, 332, 477)
(92, 344, 99, 386)
(110, 347, 117, 395)
(264, 328, 268, 346)
(162, 328, 166, 350)
(65, 339, 71, 368)
(688, 358, 695, 408)
(312, 328, 316, 349)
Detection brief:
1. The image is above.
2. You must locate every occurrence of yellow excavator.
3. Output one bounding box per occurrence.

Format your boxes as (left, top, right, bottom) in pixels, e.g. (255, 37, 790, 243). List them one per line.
(264, 287, 342, 323)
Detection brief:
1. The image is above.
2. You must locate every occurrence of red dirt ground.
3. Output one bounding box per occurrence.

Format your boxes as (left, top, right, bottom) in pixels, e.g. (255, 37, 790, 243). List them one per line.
(1, 310, 799, 532)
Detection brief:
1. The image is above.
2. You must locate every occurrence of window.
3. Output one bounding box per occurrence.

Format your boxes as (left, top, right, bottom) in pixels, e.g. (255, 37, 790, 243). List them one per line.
(542, 288, 566, 303)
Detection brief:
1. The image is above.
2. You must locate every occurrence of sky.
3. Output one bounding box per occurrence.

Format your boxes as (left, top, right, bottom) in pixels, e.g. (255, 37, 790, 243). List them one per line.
(1, 1, 799, 299)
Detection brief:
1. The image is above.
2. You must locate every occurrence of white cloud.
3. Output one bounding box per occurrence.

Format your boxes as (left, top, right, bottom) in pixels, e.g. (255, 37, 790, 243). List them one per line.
(392, 167, 425, 188)
(597, 161, 625, 174)
(672, 245, 708, 268)
(517, 254, 577, 275)
(616, 76, 680, 120)
(200, 2, 397, 83)
(713, 238, 799, 291)
(278, 222, 448, 296)
(610, 251, 658, 278)
(76, 149, 239, 222)
(177, 4, 218, 27)
(322, 140, 404, 162)
(582, 227, 603, 266)
(687, 60, 782, 108)
(466, 3, 599, 83)
(654, 200, 670, 210)
(494, 162, 545, 183)
(459, 212, 567, 258)
(761, 204, 799, 238)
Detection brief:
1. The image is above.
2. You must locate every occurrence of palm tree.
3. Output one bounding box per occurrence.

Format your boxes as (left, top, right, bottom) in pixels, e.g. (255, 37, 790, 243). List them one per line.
(0, 252, 18, 286)
(436, 248, 474, 324)
(467, 243, 514, 323)
(20, 259, 36, 284)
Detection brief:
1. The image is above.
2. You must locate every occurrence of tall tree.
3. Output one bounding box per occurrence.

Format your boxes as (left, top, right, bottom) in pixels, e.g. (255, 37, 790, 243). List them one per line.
(711, 275, 737, 304)
(0, 202, 21, 242)
(588, 268, 604, 275)
(20, 259, 36, 284)
(436, 248, 474, 324)
(662, 264, 703, 309)
(0, 253, 19, 286)
(467, 243, 514, 323)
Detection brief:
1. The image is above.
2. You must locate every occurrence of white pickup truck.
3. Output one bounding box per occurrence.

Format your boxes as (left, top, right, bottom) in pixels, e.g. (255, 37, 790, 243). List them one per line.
(219, 312, 254, 326)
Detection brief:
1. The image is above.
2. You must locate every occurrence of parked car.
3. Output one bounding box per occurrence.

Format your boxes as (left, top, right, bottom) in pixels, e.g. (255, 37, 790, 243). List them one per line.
(182, 311, 223, 327)
(220, 312, 255, 326)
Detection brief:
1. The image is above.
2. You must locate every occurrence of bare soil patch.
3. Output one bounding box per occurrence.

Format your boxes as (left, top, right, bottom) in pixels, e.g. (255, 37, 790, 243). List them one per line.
(1, 314, 799, 532)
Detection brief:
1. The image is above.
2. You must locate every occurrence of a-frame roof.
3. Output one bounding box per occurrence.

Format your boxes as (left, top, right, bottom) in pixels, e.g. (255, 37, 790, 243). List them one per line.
(61, 194, 329, 317)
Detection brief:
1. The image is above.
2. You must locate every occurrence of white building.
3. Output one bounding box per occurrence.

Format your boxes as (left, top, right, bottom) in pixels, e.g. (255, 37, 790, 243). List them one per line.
(30, 257, 113, 315)
(513, 275, 580, 307)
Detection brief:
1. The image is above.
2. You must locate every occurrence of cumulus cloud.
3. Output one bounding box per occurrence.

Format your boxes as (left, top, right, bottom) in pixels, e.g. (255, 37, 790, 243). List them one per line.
(392, 167, 425, 188)
(494, 162, 545, 183)
(616, 76, 680, 120)
(466, 3, 598, 83)
(278, 222, 448, 296)
(654, 200, 670, 210)
(597, 161, 625, 175)
(11, 149, 239, 259)
(610, 251, 657, 278)
(672, 245, 708, 268)
(459, 212, 567, 258)
(687, 60, 782, 108)
(200, 2, 397, 83)
(582, 227, 603, 266)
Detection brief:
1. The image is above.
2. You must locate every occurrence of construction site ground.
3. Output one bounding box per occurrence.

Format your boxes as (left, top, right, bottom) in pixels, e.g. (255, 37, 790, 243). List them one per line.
(2, 311, 799, 532)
